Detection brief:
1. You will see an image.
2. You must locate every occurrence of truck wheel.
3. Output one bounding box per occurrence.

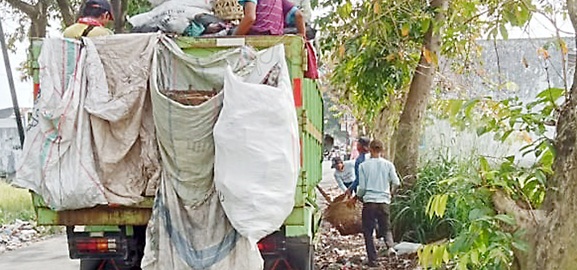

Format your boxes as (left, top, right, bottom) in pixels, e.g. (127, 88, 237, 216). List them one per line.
(286, 238, 315, 270)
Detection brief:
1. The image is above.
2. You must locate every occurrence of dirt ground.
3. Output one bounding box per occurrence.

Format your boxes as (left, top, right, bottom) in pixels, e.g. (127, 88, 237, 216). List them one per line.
(314, 184, 419, 270)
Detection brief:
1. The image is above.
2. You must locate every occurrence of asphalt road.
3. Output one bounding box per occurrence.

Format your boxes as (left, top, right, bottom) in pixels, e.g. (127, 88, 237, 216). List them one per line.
(0, 161, 337, 270)
(0, 234, 79, 270)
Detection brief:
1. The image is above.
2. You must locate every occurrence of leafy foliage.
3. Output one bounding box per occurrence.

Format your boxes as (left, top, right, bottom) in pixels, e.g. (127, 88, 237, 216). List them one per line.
(391, 156, 471, 244)
(417, 87, 562, 269)
(318, 0, 535, 127)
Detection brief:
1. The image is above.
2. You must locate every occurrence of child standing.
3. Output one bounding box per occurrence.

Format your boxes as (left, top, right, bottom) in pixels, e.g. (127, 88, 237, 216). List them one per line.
(357, 139, 401, 267)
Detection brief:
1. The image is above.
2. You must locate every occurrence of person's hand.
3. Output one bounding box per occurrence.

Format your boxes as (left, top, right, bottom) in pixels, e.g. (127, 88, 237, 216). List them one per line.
(344, 189, 352, 197)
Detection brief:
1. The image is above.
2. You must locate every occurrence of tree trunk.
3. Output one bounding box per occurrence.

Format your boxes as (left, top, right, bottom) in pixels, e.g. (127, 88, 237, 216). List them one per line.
(493, 1, 577, 269)
(111, 0, 128, 33)
(29, 1, 49, 38)
(56, 0, 76, 26)
(393, 0, 447, 186)
(373, 92, 406, 160)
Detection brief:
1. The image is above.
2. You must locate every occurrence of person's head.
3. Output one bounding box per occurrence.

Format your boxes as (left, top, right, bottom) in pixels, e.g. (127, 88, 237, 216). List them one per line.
(81, 0, 114, 25)
(331, 157, 344, 171)
(369, 139, 384, 157)
(356, 137, 370, 153)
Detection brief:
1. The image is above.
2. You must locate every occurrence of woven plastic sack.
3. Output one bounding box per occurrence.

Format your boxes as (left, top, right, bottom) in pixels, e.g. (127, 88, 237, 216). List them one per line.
(213, 45, 300, 247)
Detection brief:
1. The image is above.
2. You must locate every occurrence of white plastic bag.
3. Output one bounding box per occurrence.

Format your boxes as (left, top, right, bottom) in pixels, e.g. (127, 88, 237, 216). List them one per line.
(148, 0, 213, 10)
(129, 1, 211, 34)
(213, 45, 300, 246)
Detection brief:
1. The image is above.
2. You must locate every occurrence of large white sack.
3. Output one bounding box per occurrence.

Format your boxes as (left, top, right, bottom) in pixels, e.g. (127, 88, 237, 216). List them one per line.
(13, 38, 107, 210)
(148, 0, 213, 10)
(128, 1, 211, 34)
(213, 47, 300, 246)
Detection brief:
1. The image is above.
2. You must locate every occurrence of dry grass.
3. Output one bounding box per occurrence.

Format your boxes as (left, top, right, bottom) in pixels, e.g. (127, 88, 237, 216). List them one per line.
(0, 180, 34, 224)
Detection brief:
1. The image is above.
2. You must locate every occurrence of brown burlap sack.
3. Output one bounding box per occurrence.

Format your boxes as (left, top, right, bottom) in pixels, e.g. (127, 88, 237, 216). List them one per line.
(324, 194, 363, 235)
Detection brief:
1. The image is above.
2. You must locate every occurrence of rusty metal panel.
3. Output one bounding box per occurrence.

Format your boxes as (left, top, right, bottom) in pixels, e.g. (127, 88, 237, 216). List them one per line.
(36, 206, 152, 226)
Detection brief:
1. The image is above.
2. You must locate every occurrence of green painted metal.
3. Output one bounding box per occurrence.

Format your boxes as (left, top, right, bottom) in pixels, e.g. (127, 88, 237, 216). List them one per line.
(30, 39, 42, 85)
(30, 35, 323, 241)
(84, 226, 121, 233)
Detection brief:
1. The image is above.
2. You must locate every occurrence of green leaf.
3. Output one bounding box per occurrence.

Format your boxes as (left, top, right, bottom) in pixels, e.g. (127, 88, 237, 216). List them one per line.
(534, 169, 547, 185)
(421, 18, 431, 33)
(468, 208, 485, 221)
(426, 196, 436, 219)
(500, 130, 513, 142)
(499, 24, 509, 40)
(470, 250, 480, 265)
(432, 245, 446, 266)
(536, 88, 564, 103)
(512, 239, 529, 252)
(479, 156, 490, 171)
(494, 214, 516, 226)
(437, 194, 449, 218)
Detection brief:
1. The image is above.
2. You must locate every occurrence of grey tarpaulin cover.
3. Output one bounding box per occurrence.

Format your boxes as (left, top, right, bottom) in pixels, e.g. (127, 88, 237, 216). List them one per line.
(141, 36, 263, 270)
(14, 34, 161, 210)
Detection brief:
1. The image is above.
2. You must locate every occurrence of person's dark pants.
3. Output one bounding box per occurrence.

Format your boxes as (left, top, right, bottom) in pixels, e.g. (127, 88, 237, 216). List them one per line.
(343, 182, 353, 189)
(362, 203, 391, 263)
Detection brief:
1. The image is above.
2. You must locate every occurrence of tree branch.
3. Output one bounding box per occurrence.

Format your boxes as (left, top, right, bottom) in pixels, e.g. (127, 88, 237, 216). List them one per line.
(3, 0, 37, 17)
(492, 190, 545, 229)
(55, 0, 75, 26)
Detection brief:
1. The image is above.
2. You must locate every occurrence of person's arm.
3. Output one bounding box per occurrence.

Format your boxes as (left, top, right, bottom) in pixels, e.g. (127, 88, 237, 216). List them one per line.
(346, 156, 362, 194)
(334, 172, 347, 192)
(389, 162, 401, 195)
(294, 9, 305, 37)
(234, 1, 257, 35)
(357, 164, 367, 200)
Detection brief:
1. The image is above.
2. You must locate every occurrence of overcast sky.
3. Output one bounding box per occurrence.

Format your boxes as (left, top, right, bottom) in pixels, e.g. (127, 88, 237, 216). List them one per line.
(0, 6, 574, 110)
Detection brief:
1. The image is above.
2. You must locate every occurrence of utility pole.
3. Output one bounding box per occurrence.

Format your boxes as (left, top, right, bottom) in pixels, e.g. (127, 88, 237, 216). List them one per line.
(0, 21, 25, 147)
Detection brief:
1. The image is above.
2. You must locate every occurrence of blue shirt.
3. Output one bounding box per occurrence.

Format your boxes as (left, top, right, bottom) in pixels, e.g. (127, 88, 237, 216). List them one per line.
(347, 152, 366, 192)
(357, 157, 401, 204)
(334, 160, 355, 191)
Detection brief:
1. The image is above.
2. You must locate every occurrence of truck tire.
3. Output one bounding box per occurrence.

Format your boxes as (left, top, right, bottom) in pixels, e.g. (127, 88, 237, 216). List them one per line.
(286, 238, 315, 270)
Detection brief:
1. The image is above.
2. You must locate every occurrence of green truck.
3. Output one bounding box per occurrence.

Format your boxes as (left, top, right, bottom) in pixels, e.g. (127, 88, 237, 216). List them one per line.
(28, 35, 323, 270)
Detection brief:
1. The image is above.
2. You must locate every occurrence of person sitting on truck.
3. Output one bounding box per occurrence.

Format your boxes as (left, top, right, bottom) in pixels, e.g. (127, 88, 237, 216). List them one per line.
(63, 0, 114, 39)
(332, 156, 355, 192)
(357, 139, 400, 267)
(233, 0, 306, 37)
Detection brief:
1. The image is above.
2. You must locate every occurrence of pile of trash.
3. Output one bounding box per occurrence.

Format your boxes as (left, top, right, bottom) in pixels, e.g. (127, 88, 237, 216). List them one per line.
(128, 0, 316, 39)
(0, 220, 51, 254)
(315, 223, 421, 269)
(315, 184, 421, 269)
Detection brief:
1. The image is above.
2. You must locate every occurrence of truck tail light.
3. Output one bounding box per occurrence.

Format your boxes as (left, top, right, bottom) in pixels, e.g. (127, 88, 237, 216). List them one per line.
(73, 238, 118, 254)
(257, 238, 278, 254)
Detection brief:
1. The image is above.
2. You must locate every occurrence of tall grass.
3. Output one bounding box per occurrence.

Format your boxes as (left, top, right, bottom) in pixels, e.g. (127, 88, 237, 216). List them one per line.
(391, 156, 474, 244)
(0, 180, 35, 224)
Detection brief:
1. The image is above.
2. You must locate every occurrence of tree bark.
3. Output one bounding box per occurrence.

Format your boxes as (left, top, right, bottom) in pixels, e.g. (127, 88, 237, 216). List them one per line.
(373, 92, 406, 160)
(495, 2, 577, 269)
(3, 0, 49, 38)
(111, 0, 128, 33)
(29, 1, 48, 38)
(526, 2, 577, 266)
(56, 0, 75, 26)
(393, 0, 447, 186)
